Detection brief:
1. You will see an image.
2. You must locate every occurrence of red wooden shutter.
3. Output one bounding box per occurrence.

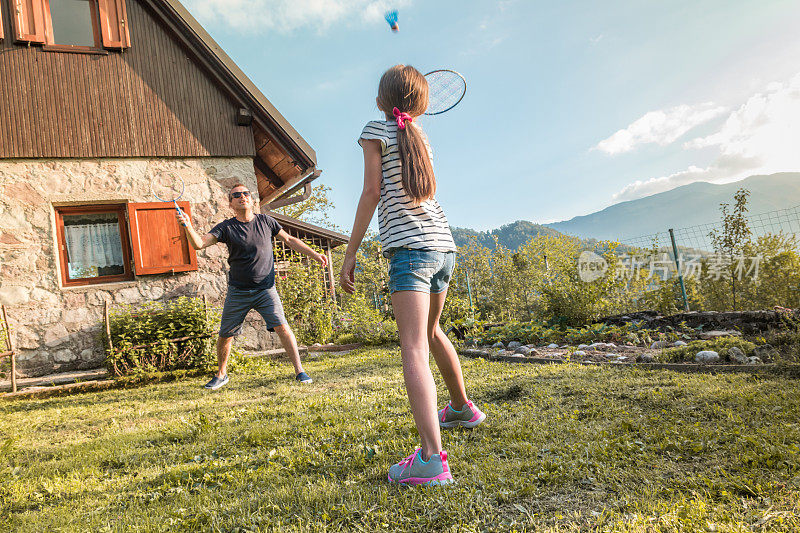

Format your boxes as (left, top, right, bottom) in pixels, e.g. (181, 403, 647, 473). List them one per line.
(11, 0, 46, 44)
(128, 202, 198, 275)
(98, 0, 130, 49)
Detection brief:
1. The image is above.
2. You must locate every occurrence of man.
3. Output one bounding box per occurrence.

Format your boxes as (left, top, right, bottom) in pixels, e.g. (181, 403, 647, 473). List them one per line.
(178, 183, 327, 389)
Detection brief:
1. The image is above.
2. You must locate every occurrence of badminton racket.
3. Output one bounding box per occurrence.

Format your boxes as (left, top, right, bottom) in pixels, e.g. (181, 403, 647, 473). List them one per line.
(150, 173, 187, 225)
(424, 70, 467, 115)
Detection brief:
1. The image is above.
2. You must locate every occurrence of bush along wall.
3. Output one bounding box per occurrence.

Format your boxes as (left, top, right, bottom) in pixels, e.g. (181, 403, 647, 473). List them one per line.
(103, 297, 217, 376)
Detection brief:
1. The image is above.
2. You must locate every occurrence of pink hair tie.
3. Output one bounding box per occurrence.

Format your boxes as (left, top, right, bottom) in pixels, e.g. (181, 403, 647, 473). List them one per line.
(393, 107, 413, 130)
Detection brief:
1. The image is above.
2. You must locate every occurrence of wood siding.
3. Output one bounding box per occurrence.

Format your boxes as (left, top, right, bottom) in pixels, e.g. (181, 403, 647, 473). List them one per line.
(0, 0, 255, 158)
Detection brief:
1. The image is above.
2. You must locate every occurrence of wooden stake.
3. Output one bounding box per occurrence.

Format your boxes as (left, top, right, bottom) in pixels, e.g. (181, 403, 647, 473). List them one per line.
(104, 300, 113, 352)
(2, 305, 16, 393)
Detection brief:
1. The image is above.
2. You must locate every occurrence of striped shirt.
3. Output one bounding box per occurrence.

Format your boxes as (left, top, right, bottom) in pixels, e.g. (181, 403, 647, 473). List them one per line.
(359, 120, 457, 257)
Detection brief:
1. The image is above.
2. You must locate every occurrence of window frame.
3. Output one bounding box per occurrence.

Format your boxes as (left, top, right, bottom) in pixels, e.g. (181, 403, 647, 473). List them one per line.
(42, 0, 104, 52)
(54, 203, 134, 287)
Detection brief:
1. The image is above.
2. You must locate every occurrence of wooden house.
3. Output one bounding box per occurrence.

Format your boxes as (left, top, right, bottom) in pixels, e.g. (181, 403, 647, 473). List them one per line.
(0, 0, 346, 377)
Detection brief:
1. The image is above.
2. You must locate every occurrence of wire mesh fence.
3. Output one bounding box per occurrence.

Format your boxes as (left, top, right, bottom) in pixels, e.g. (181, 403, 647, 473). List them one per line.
(621, 204, 800, 253)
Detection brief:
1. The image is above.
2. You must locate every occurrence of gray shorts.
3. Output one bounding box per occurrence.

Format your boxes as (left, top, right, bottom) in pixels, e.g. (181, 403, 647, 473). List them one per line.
(219, 285, 288, 337)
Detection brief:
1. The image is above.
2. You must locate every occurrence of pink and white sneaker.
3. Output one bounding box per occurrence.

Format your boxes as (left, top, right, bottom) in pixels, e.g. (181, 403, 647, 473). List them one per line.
(387, 448, 454, 486)
(438, 400, 487, 428)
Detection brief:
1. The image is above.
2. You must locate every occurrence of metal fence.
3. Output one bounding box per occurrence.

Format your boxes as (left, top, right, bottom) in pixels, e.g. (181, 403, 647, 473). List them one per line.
(621, 204, 800, 253)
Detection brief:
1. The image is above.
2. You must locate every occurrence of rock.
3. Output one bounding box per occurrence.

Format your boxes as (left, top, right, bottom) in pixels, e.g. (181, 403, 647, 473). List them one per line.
(515, 346, 531, 355)
(13, 324, 41, 350)
(695, 350, 720, 363)
(0, 285, 30, 306)
(547, 343, 559, 349)
(650, 340, 670, 349)
(747, 356, 763, 365)
(528, 348, 540, 356)
(62, 307, 89, 325)
(673, 340, 688, 347)
(753, 345, 777, 362)
(607, 342, 617, 348)
(508, 341, 522, 350)
(639, 354, 655, 363)
(491, 342, 505, 350)
(577, 344, 589, 349)
(727, 346, 748, 364)
(30, 288, 59, 305)
(114, 287, 142, 304)
(699, 330, 742, 340)
(588, 342, 606, 349)
(53, 349, 76, 363)
(79, 349, 95, 361)
(573, 350, 587, 356)
(605, 353, 620, 359)
(44, 324, 70, 347)
(511, 353, 525, 358)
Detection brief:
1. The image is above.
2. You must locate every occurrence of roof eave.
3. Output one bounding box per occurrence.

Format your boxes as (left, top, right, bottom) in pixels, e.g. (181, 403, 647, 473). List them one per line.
(154, 0, 317, 168)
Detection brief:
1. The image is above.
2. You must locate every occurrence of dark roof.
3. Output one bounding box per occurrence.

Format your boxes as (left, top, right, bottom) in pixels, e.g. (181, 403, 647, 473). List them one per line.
(268, 212, 349, 248)
(145, 0, 316, 168)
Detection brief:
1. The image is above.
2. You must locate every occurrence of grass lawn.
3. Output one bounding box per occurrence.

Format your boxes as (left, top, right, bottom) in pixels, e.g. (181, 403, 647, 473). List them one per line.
(2, 347, 799, 532)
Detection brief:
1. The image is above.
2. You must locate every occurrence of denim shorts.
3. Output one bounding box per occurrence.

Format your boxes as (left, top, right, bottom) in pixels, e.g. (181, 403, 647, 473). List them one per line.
(387, 249, 456, 294)
(219, 285, 287, 337)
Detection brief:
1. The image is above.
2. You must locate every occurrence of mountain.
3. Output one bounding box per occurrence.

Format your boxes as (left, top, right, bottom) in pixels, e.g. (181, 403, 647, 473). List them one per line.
(546, 173, 800, 241)
(451, 220, 562, 250)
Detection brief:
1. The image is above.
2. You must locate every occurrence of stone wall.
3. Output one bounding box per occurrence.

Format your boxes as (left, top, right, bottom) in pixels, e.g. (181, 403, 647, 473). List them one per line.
(0, 157, 281, 377)
(597, 309, 799, 334)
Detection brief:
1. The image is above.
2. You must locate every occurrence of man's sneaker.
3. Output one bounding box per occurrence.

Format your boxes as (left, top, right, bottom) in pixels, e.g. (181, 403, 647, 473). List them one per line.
(295, 371, 313, 384)
(204, 375, 229, 390)
(387, 448, 454, 486)
(438, 400, 486, 428)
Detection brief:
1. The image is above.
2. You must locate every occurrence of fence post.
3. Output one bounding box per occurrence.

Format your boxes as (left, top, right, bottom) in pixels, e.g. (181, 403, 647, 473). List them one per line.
(669, 228, 690, 311)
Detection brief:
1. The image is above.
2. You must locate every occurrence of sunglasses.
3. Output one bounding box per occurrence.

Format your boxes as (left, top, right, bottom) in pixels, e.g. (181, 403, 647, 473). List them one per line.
(230, 190, 251, 199)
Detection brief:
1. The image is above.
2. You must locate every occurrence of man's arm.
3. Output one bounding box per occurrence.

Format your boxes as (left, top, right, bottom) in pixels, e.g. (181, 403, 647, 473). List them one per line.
(177, 211, 218, 250)
(275, 229, 328, 267)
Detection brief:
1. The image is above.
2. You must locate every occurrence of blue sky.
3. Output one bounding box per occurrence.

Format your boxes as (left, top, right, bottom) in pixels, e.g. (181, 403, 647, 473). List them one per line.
(185, 0, 800, 232)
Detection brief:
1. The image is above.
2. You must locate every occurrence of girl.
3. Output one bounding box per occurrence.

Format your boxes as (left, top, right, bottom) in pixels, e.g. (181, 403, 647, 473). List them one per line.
(339, 65, 486, 486)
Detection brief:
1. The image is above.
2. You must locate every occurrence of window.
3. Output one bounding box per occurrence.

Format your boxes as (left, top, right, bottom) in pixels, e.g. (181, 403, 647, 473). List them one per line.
(127, 202, 198, 275)
(11, 0, 130, 49)
(46, 0, 100, 48)
(55, 204, 134, 286)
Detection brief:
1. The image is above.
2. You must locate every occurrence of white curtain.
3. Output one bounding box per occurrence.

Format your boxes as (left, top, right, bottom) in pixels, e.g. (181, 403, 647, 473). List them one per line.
(64, 223, 124, 271)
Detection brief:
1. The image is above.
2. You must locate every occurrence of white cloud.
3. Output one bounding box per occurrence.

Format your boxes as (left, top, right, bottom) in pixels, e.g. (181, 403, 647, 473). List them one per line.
(611, 72, 800, 202)
(596, 103, 727, 155)
(185, 0, 410, 33)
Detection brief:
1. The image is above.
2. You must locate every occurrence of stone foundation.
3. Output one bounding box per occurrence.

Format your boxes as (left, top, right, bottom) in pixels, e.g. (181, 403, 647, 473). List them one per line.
(0, 157, 281, 377)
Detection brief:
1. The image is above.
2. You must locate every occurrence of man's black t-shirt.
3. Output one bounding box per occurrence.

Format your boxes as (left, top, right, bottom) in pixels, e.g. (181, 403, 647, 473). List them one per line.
(209, 214, 282, 289)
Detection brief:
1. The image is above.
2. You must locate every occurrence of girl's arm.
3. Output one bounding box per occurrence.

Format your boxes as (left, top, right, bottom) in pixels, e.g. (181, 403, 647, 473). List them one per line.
(339, 140, 383, 294)
(275, 229, 328, 267)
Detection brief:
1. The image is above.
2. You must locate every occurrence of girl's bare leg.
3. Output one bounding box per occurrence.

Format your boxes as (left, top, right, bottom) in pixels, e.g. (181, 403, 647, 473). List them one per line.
(428, 289, 469, 409)
(392, 290, 441, 460)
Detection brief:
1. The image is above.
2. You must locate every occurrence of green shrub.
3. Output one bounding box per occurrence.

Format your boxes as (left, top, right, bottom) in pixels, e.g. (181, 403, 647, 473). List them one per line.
(276, 260, 334, 345)
(104, 297, 217, 376)
(333, 292, 398, 345)
(657, 338, 757, 363)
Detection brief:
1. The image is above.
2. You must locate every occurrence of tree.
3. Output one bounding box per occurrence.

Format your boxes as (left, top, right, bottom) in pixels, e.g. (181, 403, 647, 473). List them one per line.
(708, 188, 752, 311)
(275, 183, 341, 231)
